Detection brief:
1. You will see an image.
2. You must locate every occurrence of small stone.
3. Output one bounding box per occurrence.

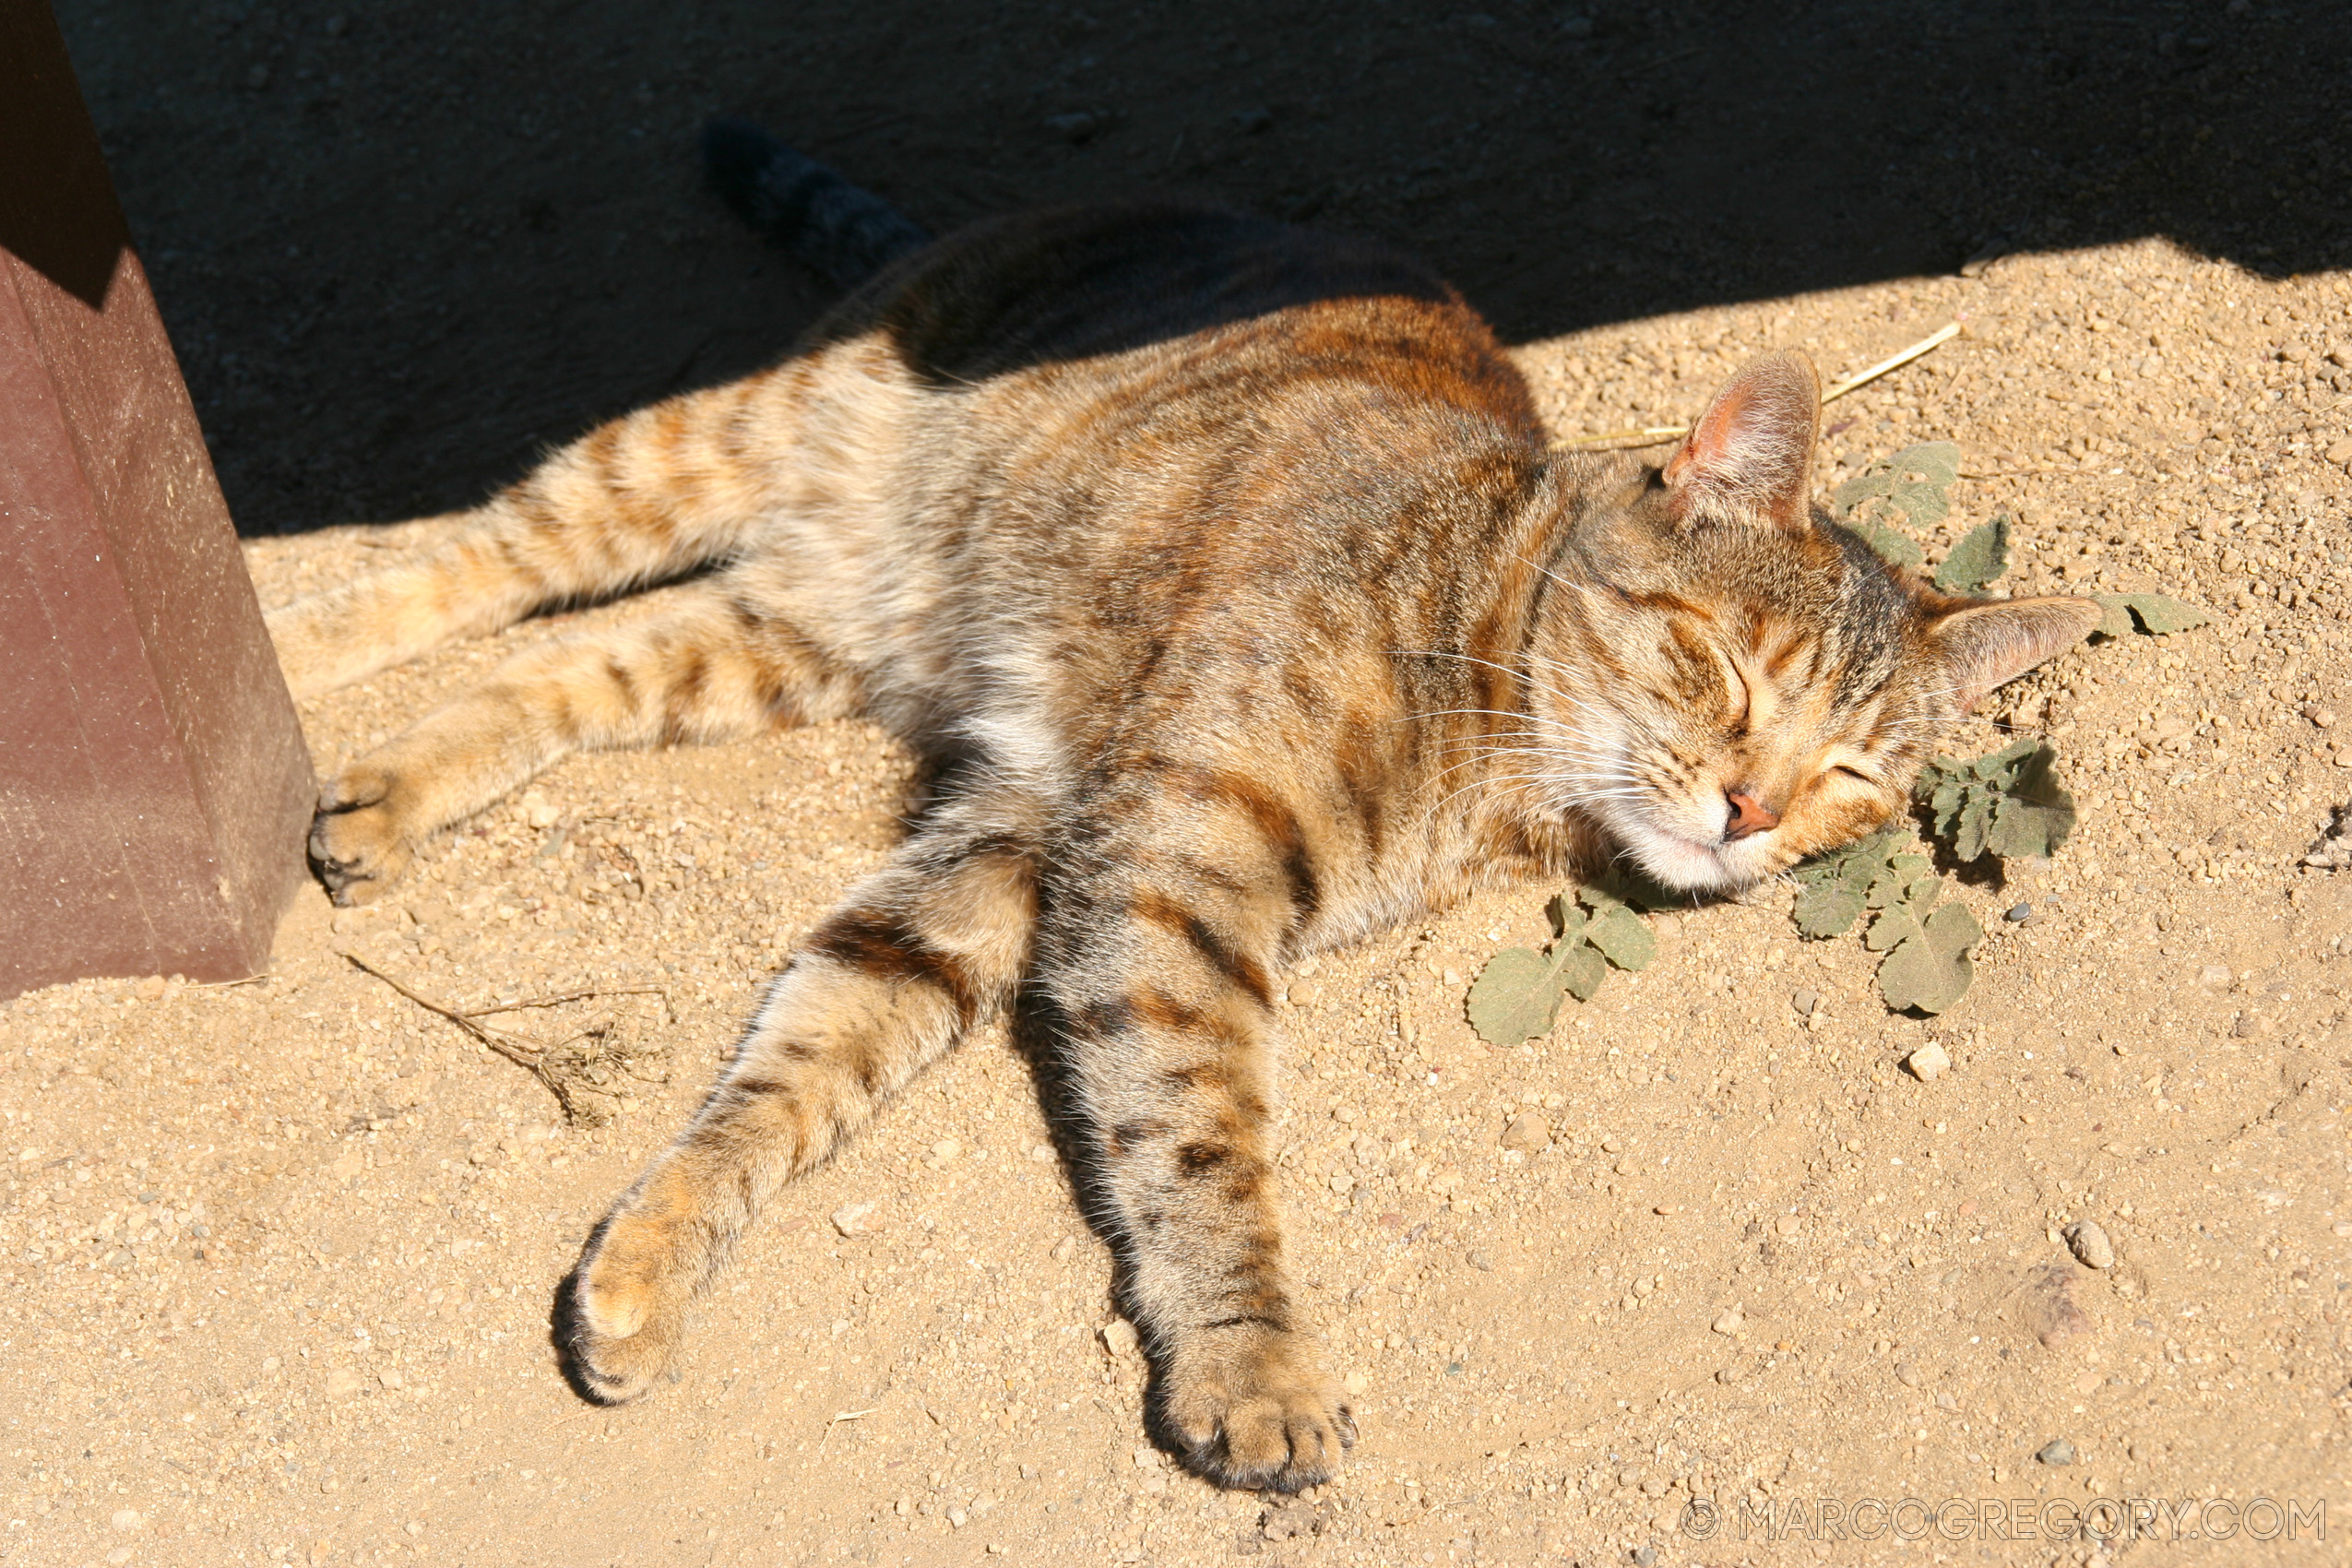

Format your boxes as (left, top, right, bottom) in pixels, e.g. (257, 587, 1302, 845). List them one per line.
(930, 1137, 962, 1163)
(133, 975, 167, 1000)
(2306, 706, 2337, 729)
(2003, 902, 2033, 922)
(2063, 1219, 2116, 1269)
(1100, 1318, 1139, 1359)
(1905, 1042, 1952, 1082)
(2037, 1439, 2076, 1467)
(1260, 1498, 1319, 1541)
(1710, 1306, 1744, 1336)
(830, 1200, 879, 1238)
(1895, 1362, 1924, 1389)
(1343, 1369, 1369, 1396)
(1791, 987, 1820, 1016)
(2328, 437, 2352, 466)
(1467, 1249, 1493, 1271)
(1775, 1214, 1801, 1236)
(1288, 981, 1323, 1006)
(2195, 964, 2233, 987)
(404, 1521, 424, 1537)
(1713, 1365, 1739, 1384)
(1599, 1135, 1622, 1153)
(1499, 1111, 1550, 1151)
(111, 1508, 143, 1532)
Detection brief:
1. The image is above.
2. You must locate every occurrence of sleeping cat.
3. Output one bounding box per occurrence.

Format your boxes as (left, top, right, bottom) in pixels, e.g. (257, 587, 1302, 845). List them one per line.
(265, 125, 2099, 1491)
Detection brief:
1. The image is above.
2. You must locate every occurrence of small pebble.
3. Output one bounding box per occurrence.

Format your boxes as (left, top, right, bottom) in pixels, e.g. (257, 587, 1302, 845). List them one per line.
(1100, 1318, 1139, 1359)
(2195, 964, 2232, 987)
(830, 1200, 880, 1238)
(1895, 1363, 1924, 1389)
(1791, 987, 1820, 1016)
(111, 1508, 143, 1533)
(1467, 1249, 1493, 1271)
(2037, 1439, 2076, 1467)
(1905, 1042, 1952, 1082)
(2003, 902, 2033, 922)
(1498, 1111, 1550, 1152)
(1710, 1306, 1744, 1335)
(2063, 1219, 2116, 1270)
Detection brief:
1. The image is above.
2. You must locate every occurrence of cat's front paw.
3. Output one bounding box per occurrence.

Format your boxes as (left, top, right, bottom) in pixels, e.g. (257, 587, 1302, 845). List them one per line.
(553, 1198, 696, 1404)
(308, 760, 419, 905)
(1158, 1325, 1357, 1491)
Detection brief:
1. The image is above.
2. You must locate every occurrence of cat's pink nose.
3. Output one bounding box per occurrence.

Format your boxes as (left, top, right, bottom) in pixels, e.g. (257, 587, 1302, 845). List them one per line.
(1723, 789, 1781, 841)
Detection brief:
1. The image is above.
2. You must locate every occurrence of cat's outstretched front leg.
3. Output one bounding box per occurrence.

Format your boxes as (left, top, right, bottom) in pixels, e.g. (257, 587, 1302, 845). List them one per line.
(1040, 793, 1354, 1491)
(557, 806, 1033, 1401)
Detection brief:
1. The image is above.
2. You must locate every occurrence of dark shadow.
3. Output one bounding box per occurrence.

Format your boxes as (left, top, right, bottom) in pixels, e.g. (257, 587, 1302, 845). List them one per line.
(49, 0, 2351, 536)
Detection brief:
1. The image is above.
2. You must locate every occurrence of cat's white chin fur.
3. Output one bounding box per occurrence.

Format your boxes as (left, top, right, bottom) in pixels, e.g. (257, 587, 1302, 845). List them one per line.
(1617, 822, 1768, 895)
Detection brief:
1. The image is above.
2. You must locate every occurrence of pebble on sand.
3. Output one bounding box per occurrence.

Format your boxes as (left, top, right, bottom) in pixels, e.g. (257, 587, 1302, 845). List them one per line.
(2063, 1219, 2116, 1270)
(1710, 1306, 1744, 1335)
(111, 1508, 143, 1532)
(1499, 1111, 1550, 1151)
(830, 1201, 880, 1238)
(1100, 1318, 1140, 1359)
(2037, 1439, 2077, 1467)
(1905, 1042, 1953, 1082)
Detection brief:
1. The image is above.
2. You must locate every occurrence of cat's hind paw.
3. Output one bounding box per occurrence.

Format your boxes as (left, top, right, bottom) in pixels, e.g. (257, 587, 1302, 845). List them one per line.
(1158, 1327, 1357, 1492)
(553, 1211, 692, 1404)
(308, 761, 420, 905)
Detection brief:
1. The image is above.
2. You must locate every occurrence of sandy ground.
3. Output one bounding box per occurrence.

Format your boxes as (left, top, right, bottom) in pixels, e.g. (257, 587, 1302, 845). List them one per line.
(4, 235, 2349, 1567)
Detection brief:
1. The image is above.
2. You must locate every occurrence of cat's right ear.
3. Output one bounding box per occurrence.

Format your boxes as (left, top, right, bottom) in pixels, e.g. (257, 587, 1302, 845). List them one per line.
(1660, 351, 1822, 534)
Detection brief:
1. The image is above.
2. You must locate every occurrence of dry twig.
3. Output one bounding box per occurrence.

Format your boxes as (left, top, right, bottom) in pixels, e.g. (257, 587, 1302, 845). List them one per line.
(1554, 322, 1964, 451)
(338, 951, 588, 1122)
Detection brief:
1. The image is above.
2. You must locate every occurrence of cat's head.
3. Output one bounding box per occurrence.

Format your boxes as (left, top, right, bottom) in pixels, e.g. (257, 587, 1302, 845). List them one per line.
(1526, 351, 2100, 895)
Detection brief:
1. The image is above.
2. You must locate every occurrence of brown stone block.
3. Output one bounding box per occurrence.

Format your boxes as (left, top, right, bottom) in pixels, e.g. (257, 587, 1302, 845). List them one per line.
(0, 0, 315, 997)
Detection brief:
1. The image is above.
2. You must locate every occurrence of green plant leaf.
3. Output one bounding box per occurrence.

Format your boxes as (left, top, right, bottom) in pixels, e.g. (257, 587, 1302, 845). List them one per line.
(1893, 442, 1961, 488)
(1558, 944, 1610, 1002)
(1876, 937, 1974, 1014)
(1933, 516, 2012, 593)
(1585, 907, 1657, 971)
(1918, 738, 2075, 862)
(1921, 899, 1984, 958)
(2094, 592, 2213, 637)
(1855, 519, 1925, 569)
(1985, 745, 2076, 859)
(1466, 946, 1568, 1046)
(1794, 883, 1868, 938)
(1865, 906, 1923, 953)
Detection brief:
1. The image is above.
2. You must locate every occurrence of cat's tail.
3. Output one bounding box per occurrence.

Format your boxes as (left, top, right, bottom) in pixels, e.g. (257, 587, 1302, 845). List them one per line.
(701, 117, 932, 292)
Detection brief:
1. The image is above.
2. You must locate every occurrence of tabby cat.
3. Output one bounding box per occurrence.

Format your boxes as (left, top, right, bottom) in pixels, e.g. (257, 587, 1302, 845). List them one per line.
(265, 125, 2099, 1491)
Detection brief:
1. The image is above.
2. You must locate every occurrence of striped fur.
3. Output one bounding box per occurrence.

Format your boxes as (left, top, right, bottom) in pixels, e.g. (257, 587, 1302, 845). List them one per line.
(267, 200, 2098, 1490)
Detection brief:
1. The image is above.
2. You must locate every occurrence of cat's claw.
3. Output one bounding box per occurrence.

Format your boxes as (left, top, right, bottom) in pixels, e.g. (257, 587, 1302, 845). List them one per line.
(308, 761, 417, 905)
(1159, 1329, 1357, 1491)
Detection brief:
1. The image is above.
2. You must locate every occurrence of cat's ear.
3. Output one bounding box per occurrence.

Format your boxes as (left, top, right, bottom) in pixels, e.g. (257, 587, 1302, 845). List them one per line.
(1660, 351, 1821, 533)
(1928, 596, 2104, 710)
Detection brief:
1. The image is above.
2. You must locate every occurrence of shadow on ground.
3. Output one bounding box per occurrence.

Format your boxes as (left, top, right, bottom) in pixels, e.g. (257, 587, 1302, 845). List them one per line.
(49, 0, 2352, 535)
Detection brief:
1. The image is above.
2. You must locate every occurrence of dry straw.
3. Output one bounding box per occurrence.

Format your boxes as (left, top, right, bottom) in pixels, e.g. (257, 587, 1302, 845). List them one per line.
(1553, 323, 1963, 451)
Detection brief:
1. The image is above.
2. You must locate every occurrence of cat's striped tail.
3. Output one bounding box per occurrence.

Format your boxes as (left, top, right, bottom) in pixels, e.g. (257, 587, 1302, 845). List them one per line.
(700, 117, 932, 291)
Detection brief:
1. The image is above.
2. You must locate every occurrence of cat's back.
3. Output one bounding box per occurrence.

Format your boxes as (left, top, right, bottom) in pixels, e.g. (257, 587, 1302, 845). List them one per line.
(830, 199, 1526, 415)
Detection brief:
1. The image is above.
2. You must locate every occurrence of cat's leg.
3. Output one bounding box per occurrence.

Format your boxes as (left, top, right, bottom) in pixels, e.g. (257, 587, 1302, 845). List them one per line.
(1038, 796, 1352, 1491)
(557, 804, 1036, 1401)
(310, 579, 855, 902)
(268, 372, 808, 698)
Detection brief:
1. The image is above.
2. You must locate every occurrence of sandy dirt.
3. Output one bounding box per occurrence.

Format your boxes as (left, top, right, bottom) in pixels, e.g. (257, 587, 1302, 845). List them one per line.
(9, 3, 2352, 1566)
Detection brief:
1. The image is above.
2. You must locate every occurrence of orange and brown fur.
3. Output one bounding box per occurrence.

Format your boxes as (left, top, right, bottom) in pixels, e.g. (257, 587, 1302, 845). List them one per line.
(267, 182, 2097, 1490)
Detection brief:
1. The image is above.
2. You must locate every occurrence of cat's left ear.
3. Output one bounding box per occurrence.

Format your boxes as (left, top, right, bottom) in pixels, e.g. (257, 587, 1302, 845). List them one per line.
(1929, 596, 2104, 710)
(1660, 351, 1821, 533)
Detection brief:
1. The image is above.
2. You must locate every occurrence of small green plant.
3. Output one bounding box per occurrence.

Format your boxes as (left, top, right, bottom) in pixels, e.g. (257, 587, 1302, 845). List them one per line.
(1788, 827, 1982, 1014)
(2092, 593, 2212, 637)
(1466, 881, 1657, 1045)
(1917, 737, 2078, 862)
(1831, 441, 1958, 568)
(1932, 514, 2011, 593)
